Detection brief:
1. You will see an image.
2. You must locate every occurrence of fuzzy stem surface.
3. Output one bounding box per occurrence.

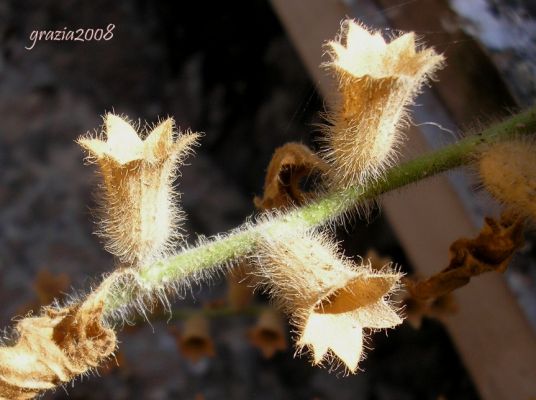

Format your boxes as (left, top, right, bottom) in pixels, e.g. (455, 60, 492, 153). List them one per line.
(104, 106, 536, 318)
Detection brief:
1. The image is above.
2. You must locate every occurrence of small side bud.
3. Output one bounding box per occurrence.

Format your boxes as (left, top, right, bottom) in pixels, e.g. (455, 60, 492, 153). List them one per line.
(322, 20, 444, 188)
(479, 139, 536, 221)
(78, 114, 200, 267)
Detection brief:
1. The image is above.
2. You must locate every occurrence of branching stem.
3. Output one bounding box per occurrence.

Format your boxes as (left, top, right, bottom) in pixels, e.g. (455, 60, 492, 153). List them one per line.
(104, 106, 536, 319)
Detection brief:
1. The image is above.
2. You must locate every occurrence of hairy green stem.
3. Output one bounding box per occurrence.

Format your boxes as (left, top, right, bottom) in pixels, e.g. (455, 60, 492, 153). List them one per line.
(104, 106, 536, 318)
(130, 305, 267, 325)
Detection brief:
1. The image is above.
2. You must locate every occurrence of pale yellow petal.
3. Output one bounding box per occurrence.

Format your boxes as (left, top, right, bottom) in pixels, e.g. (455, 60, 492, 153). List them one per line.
(298, 311, 364, 372)
(330, 41, 347, 63)
(298, 311, 329, 364)
(77, 138, 109, 158)
(326, 314, 363, 371)
(347, 21, 385, 53)
(144, 118, 174, 161)
(351, 299, 402, 329)
(386, 32, 416, 58)
(104, 114, 143, 163)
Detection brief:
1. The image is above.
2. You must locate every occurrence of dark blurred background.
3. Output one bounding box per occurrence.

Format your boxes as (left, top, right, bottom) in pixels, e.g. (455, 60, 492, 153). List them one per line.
(4, 0, 533, 399)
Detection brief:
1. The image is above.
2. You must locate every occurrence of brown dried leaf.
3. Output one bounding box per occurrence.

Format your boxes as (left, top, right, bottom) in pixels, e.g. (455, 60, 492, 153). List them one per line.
(254, 143, 328, 210)
(409, 212, 524, 301)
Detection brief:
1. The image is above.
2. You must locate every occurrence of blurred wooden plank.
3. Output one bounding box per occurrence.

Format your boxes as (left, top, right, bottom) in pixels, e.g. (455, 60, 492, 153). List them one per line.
(270, 0, 343, 104)
(270, 1, 536, 400)
(382, 130, 536, 400)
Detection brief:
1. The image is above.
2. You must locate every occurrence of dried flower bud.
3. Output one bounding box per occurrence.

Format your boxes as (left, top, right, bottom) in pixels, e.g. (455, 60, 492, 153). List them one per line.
(78, 114, 200, 266)
(322, 20, 444, 188)
(248, 308, 287, 358)
(170, 314, 215, 363)
(0, 290, 115, 399)
(254, 143, 329, 210)
(479, 139, 536, 221)
(252, 228, 402, 372)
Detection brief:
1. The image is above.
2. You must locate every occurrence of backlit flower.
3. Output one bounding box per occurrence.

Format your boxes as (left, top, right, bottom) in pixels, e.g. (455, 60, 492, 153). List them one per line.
(78, 114, 199, 266)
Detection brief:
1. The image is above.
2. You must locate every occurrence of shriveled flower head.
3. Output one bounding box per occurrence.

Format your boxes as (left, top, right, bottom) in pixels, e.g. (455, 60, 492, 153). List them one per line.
(252, 227, 402, 372)
(78, 114, 200, 267)
(0, 290, 116, 399)
(479, 139, 536, 221)
(322, 19, 444, 188)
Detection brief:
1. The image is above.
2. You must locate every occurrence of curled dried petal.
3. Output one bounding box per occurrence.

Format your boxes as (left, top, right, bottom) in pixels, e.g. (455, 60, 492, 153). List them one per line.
(409, 212, 524, 301)
(254, 142, 328, 210)
(0, 289, 116, 399)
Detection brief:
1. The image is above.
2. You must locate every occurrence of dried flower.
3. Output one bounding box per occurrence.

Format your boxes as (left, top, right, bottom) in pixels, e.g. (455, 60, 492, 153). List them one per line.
(409, 212, 524, 300)
(248, 308, 287, 358)
(253, 228, 402, 372)
(254, 143, 328, 210)
(78, 114, 199, 266)
(322, 19, 444, 188)
(0, 290, 115, 399)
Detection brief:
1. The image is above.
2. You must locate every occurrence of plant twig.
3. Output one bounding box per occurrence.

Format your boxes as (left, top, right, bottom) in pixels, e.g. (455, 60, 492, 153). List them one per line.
(104, 106, 536, 319)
